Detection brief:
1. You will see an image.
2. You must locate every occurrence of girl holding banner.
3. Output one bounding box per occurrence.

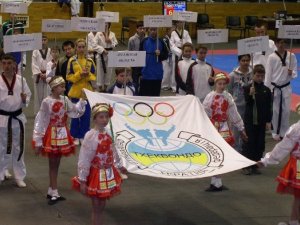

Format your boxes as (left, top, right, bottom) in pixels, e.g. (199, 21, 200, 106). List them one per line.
(72, 103, 123, 225)
(259, 104, 300, 225)
(203, 72, 247, 191)
(67, 39, 96, 145)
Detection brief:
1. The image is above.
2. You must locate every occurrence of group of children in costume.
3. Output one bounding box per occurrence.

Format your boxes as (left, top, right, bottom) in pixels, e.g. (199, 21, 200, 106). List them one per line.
(0, 17, 299, 225)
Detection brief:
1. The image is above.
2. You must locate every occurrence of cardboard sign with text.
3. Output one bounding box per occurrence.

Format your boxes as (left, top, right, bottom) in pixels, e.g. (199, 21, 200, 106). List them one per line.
(1, 2, 28, 14)
(237, 36, 269, 55)
(4, 33, 42, 53)
(42, 19, 72, 32)
(197, 29, 228, 44)
(278, 25, 300, 39)
(71, 17, 105, 32)
(96, 11, 119, 23)
(144, 15, 173, 28)
(108, 51, 146, 67)
(172, 11, 197, 23)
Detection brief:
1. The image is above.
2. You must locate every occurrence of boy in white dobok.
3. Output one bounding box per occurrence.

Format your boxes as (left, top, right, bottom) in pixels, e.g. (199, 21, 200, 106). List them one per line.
(32, 35, 52, 115)
(265, 38, 298, 141)
(0, 54, 31, 188)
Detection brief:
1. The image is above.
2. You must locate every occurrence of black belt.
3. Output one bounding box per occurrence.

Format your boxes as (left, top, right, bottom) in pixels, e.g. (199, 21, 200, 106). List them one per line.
(100, 53, 107, 74)
(105, 48, 113, 51)
(271, 81, 290, 135)
(0, 108, 24, 161)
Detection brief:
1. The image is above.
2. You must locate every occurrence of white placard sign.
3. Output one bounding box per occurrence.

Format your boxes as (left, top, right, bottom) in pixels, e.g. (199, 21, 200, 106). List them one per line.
(144, 15, 172, 28)
(1, 2, 28, 14)
(237, 36, 269, 55)
(3, 33, 42, 53)
(71, 17, 105, 32)
(197, 29, 228, 44)
(108, 51, 146, 68)
(278, 25, 300, 39)
(96, 11, 119, 23)
(42, 19, 72, 32)
(172, 11, 198, 23)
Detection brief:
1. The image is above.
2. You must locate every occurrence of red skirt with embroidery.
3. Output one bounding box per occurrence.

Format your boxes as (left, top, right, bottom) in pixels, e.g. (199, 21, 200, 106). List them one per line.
(41, 125, 75, 157)
(72, 165, 122, 199)
(276, 156, 300, 197)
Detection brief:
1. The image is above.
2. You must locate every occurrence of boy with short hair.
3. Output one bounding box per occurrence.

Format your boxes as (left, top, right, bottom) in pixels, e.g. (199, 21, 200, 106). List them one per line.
(107, 67, 136, 96)
(0, 54, 31, 187)
(186, 44, 214, 102)
(242, 64, 272, 175)
(265, 38, 298, 141)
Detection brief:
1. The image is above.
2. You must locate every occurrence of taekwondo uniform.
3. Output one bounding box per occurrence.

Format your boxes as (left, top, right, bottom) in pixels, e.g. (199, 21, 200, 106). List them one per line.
(94, 31, 118, 89)
(0, 73, 31, 183)
(32, 48, 52, 114)
(265, 50, 298, 139)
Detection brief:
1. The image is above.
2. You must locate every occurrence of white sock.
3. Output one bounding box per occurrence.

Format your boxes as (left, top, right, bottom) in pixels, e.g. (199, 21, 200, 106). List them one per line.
(51, 189, 59, 197)
(47, 187, 53, 195)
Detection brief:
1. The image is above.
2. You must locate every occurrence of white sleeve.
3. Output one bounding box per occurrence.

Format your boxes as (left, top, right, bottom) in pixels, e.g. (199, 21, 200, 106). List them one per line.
(261, 122, 300, 166)
(22, 52, 26, 66)
(184, 30, 192, 44)
(22, 77, 31, 107)
(77, 131, 97, 182)
(111, 33, 118, 48)
(227, 93, 244, 131)
(65, 97, 87, 118)
(33, 99, 50, 147)
(170, 32, 182, 57)
(202, 92, 213, 118)
(290, 53, 298, 79)
(93, 33, 105, 54)
(46, 62, 55, 78)
(31, 50, 41, 75)
(264, 56, 273, 89)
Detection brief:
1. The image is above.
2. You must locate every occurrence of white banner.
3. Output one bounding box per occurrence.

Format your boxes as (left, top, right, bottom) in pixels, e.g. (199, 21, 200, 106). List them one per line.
(42, 19, 72, 32)
(1, 2, 28, 14)
(71, 17, 105, 32)
(96, 11, 119, 23)
(85, 91, 255, 179)
(237, 36, 269, 55)
(144, 15, 173, 28)
(108, 51, 146, 67)
(172, 11, 198, 23)
(278, 25, 300, 39)
(197, 29, 228, 44)
(3, 33, 42, 53)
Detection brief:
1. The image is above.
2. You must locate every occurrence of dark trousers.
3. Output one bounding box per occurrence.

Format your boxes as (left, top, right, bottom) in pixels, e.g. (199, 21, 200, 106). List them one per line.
(242, 124, 266, 161)
(70, 98, 91, 139)
(139, 79, 162, 96)
(132, 67, 141, 93)
(83, 2, 94, 17)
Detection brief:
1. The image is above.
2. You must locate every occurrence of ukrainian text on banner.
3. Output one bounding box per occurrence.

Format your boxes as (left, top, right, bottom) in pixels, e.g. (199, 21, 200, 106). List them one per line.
(85, 90, 255, 179)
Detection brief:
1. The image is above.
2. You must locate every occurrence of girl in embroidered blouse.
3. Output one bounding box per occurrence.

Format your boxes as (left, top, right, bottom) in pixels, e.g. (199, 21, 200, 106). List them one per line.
(203, 72, 248, 192)
(72, 103, 124, 225)
(33, 76, 86, 205)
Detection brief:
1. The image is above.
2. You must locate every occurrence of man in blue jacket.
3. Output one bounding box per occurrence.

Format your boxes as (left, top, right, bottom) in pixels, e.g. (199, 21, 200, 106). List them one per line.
(139, 27, 168, 96)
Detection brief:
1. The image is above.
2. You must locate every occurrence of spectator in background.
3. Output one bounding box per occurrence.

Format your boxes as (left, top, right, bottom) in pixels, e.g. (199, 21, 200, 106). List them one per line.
(128, 21, 145, 91)
(139, 27, 168, 96)
(58, 0, 80, 17)
(83, 0, 94, 18)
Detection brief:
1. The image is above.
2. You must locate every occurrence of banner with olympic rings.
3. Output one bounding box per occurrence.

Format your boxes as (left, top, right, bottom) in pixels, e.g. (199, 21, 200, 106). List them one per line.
(85, 89, 255, 179)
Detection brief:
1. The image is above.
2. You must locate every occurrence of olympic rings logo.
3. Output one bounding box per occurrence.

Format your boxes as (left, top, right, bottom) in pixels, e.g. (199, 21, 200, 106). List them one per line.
(113, 102, 175, 125)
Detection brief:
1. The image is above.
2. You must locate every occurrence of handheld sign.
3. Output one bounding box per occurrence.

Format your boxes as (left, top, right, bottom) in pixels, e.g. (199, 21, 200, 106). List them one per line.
(3, 33, 42, 53)
(96, 11, 119, 23)
(71, 17, 105, 32)
(42, 19, 72, 33)
(197, 29, 228, 44)
(144, 15, 173, 28)
(108, 51, 146, 68)
(237, 36, 269, 55)
(172, 11, 198, 23)
(278, 25, 300, 39)
(1, 2, 28, 14)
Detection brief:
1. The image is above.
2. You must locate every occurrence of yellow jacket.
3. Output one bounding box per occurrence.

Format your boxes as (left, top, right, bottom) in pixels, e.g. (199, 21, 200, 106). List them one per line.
(66, 55, 96, 99)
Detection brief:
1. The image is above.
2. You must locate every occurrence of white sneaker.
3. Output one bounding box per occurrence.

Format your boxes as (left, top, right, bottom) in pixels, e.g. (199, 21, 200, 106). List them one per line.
(16, 180, 26, 188)
(4, 170, 12, 179)
(73, 138, 80, 146)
